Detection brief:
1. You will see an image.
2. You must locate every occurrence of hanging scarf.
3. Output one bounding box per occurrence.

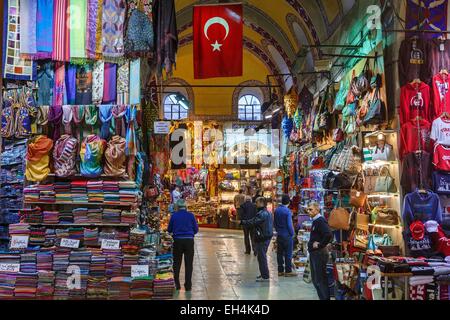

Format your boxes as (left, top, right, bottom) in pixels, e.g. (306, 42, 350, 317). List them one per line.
(86, 0, 101, 59)
(112, 104, 127, 137)
(52, 0, 70, 61)
(69, 0, 87, 58)
(104, 135, 126, 177)
(37, 62, 54, 106)
(53, 134, 78, 177)
(80, 134, 106, 177)
(20, 0, 37, 55)
(101, 0, 126, 58)
(1, 99, 15, 138)
(85, 105, 98, 127)
(75, 64, 93, 104)
(72, 105, 85, 141)
(129, 59, 140, 105)
(99, 105, 113, 140)
(62, 105, 73, 134)
(125, 105, 137, 156)
(154, 0, 178, 76)
(103, 63, 117, 104)
(36, 105, 50, 127)
(53, 62, 65, 105)
(35, 0, 54, 59)
(26, 135, 53, 182)
(92, 61, 104, 104)
(94, 0, 103, 57)
(117, 62, 129, 105)
(48, 105, 63, 141)
(65, 64, 77, 105)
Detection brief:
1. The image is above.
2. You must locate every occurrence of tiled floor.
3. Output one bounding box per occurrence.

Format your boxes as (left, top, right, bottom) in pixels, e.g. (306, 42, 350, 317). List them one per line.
(173, 228, 318, 300)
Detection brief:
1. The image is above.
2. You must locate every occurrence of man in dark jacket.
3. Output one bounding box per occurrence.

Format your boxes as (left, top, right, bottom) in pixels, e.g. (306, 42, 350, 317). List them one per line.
(274, 194, 296, 277)
(306, 202, 333, 300)
(239, 196, 257, 255)
(241, 197, 273, 282)
(168, 199, 199, 291)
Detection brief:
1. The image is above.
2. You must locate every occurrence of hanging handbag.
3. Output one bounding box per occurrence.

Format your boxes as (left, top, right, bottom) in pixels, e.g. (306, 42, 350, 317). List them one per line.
(355, 212, 370, 231)
(346, 70, 357, 105)
(374, 166, 397, 193)
(371, 207, 400, 226)
(370, 54, 383, 89)
(363, 88, 385, 125)
(363, 146, 374, 162)
(342, 102, 357, 119)
(371, 143, 394, 161)
(353, 228, 369, 249)
(344, 116, 357, 135)
(350, 189, 367, 208)
(341, 145, 362, 174)
(328, 197, 351, 230)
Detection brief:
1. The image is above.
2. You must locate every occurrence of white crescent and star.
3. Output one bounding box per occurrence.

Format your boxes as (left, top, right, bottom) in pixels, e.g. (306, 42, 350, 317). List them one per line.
(204, 17, 230, 52)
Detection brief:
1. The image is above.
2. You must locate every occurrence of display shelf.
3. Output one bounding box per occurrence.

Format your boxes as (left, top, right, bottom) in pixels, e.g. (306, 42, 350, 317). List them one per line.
(367, 193, 400, 198)
(363, 160, 398, 166)
(46, 173, 130, 179)
(26, 223, 133, 227)
(24, 201, 137, 207)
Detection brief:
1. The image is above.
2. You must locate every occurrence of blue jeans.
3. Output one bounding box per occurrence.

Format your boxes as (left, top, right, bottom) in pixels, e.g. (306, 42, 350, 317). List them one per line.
(276, 236, 293, 273)
(309, 248, 330, 300)
(255, 239, 271, 279)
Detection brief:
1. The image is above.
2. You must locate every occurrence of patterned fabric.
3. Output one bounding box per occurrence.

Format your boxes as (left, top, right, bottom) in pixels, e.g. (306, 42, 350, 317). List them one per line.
(92, 61, 105, 104)
(125, 105, 137, 156)
(86, 0, 102, 59)
(129, 59, 140, 105)
(72, 105, 85, 141)
(99, 104, 113, 140)
(1, 99, 15, 138)
(102, 0, 126, 58)
(124, 8, 154, 55)
(53, 135, 78, 177)
(26, 135, 54, 182)
(127, 0, 152, 20)
(75, 64, 93, 104)
(69, 0, 87, 58)
(35, 0, 54, 59)
(52, 0, 70, 61)
(104, 135, 126, 177)
(19, 0, 37, 55)
(406, 0, 448, 39)
(85, 105, 98, 126)
(112, 104, 127, 137)
(103, 63, 117, 104)
(36, 105, 50, 127)
(65, 63, 77, 105)
(2, 0, 37, 80)
(37, 61, 54, 106)
(153, 0, 177, 75)
(48, 105, 63, 141)
(62, 105, 73, 134)
(80, 134, 106, 177)
(53, 62, 65, 106)
(117, 62, 129, 104)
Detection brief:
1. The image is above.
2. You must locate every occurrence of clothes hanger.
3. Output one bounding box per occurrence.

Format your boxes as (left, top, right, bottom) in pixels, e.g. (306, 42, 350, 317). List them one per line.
(411, 78, 422, 85)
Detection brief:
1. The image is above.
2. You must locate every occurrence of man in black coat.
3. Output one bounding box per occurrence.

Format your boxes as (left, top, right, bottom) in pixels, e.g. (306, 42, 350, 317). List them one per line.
(239, 196, 257, 255)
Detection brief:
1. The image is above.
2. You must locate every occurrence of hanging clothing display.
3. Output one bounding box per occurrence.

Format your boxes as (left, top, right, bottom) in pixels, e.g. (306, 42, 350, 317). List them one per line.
(53, 135, 78, 177)
(99, 105, 113, 140)
(20, 0, 37, 55)
(399, 118, 432, 158)
(86, 0, 102, 59)
(104, 135, 126, 177)
(103, 63, 117, 104)
(69, 0, 88, 58)
(101, 0, 126, 58)
(432, 144, 450, 171)
(129, 59, 140, 105)
(124, 6, 154, 55)
(52, 0, 70, 62)
(112, 104, 127, 137)
(403, 190, 443, 227)
(431, 72, 450, 118)
(48, 105, 63, 141)
(398, 37, 430, 86)
(92, 61, 105, 104)
(427, 38, 450, 79)
(35, 0, 54, 59)
(401, 151, 433, 193)
(80, 134, 106, 177)
(117, 62, 130, 105)
(75, 64, 93, 104)
(431, 116, 450, 145)
(65, 64, 77, 105)
(37, 62, 54, 106)
(26, 135, 54, 182)
(53, 62, 66, 106)
(399, 81, 431, 124)
(62, 105, 73, 135)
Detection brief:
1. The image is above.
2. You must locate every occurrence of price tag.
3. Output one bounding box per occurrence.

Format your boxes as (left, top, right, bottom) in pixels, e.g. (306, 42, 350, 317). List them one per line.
(154, 121, 171, 134)
(60, 238, 80, 249)
(101, 239, 120, 250)
(0, 263, 20, 273)
(131, 265, 149, 278)
(10, 235, 29, 249)
(440, 43, 445, 52)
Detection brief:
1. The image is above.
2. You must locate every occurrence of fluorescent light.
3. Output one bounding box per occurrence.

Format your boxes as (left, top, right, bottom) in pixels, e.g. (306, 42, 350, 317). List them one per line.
(179, 100, 189, 110)
(265, 114, 273, 119)
(272, 107, 281, 113)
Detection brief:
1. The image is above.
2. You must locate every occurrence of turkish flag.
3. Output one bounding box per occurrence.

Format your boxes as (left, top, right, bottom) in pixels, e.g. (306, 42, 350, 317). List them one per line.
(193, 4, 243, 79)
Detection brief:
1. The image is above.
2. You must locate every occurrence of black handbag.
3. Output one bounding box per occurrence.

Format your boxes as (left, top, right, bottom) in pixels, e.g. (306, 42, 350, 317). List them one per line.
(363, 88, 385, 125)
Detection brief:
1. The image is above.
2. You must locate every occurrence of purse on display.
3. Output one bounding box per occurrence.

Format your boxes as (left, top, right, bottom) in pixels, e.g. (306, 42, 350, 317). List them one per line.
(363, 88, 386, 125)
(371, 143, 394, 161)
(352, 228, 369, 249)
(344, 117, 357, 135)
(328, 199, 352, 230)
(355, 212, 370, 230)
(371, 207, 400, 226)
(374, 166, 397, 193)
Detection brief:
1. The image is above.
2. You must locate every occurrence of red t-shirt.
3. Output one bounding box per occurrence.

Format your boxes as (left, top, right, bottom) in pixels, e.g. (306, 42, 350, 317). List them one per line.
(400, 119, 432, 159)
(433, 144, 450, 171)
(432, 73, 450, 119)
(400, 82, 432, 124)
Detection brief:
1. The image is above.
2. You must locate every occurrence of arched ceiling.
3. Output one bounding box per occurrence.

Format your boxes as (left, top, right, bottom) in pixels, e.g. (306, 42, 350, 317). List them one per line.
(174, 0, 356, 89)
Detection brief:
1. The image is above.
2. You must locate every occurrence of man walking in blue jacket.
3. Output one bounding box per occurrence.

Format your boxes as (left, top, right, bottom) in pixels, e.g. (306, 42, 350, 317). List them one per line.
(274, 194, 296, 277)
(168, 199, 199, 291)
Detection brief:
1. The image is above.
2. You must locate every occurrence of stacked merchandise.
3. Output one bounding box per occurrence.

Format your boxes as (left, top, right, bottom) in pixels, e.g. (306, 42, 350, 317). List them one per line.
(43, 211, 59, 224)
(119, 181, 139, 204)
(84, 228, 99, 247)
(73, 208, 89, 224)
(68, 251, 92, 299)
(117, 230, 130, 244)
(87, 181, 104, 203)
(153, 272, 175, 300)
(0, 273, 16, 299)
(20, 253, 37, 274)
(19, 207, 42, 223)
(122, 254, 139, 276)
(36, 271, 55, 299)
(55, 229, 70, 245)
(54, 182, 71, 202)
(38, 185, 55, 203)
(103, 209, 122, 224)
(104, 250, 123, 277)
(59, 211, 74, 224)
(14, 273, 38, 299)
(54, 272, 69, 300)
(87, 208, 103, 223)
(108, 277, 132, 300)
(69, 227, 84, 243)
(129, 228, 147, 247)
(121, 210, 138, 224)
(71, 181, 88, 204)
(131, 276, 154, 299)
(29, 227, 46, 247)
(44, 230, 56, 247)
(104, 181, 120, 205)
(9, 223, 31, 247)
(36, 252, 53, 271)
(87, 276, 108, 299)
(23, 185, 39, 202)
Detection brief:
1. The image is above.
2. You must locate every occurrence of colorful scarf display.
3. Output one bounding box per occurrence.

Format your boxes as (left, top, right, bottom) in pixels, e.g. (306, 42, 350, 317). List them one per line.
(85, 105, 98, 126)
(86, 0, 102, 59)
(26, 135, 54, 182)
(35, 0, 54, 58)
(53, 134, 78, 177)
(36, 105, 50, 128)
(53, 62, 65, 106)
(104, 135, 126, 177)
(75, 64, 93, 104)
(129, 59, 140, 105)
(72, 105, 86, 140)
(52, 0, 70, 61)
(62, 105, 73, 134)
(3, 0, 37, 80)
(48, 105, 63, 141)
(103, 63, 117, 104)
(80, 134, 106, 177)
(101, 0, 126, 58)
(69, 0, 87, 58)
(37, 62, 54, 106)
(65, 64, 77, 105)
(92, 61, 105, 104)
(117, 62, 129, 105)
(20, 0, 37, 55)
(125, 105, 137, 156)
(100, 105, 113, 140)
(112, 104, 127, 137)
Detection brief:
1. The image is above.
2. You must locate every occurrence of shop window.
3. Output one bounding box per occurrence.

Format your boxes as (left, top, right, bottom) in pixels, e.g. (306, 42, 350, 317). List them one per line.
(163, 94, 189, 120)
(238, 94, 262, 121)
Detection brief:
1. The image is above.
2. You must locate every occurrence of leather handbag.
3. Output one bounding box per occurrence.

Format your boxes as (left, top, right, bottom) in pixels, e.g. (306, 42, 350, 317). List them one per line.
(371, 207, 400, 226)
(328, 203, 351, 230)
(355, 212, 370, 230)
(333, 83, 348, 113)
(363, 88, 386, 125)
(374, 167, 397, 193)
(353, 229, 369, 249)
(350, 174, 367, 208)
(378, 245, 400, 257)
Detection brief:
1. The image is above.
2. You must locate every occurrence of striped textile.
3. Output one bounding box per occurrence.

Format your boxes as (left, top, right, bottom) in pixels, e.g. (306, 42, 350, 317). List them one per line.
(52, 0, 70, 61)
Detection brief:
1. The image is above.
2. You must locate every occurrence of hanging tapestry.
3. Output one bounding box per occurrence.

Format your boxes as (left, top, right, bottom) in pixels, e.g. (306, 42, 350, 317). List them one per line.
(406, 0, 448, 39)
(52, 0, 70, 61)
(102, 0, 126, 58)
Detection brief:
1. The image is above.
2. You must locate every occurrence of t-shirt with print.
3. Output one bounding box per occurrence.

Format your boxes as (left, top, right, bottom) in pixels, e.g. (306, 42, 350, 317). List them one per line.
(431, 116, 450, 145)
(439, 195, 450, 235)
(432, 73, 450, 119)
(433, 144, 450, 171)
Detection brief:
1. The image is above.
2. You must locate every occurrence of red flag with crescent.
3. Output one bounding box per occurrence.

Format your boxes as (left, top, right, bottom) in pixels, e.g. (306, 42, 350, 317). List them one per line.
(193, 3, 243, 79)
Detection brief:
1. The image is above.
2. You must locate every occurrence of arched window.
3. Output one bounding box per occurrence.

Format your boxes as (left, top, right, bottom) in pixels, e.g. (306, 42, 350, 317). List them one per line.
(238, 94, 262, 121)
(163, 93, 189, 120)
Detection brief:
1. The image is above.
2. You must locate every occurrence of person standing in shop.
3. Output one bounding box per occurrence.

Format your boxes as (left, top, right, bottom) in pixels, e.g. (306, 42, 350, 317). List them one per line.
(239, 195, 258, 255)
(252, 188, 262, 203)
(306, 202, 333, 300)
(241, 197, 273, 282)
(274, 194, 296, 277)
(234, 188, 246, 211)
(168, 199, 199, 291)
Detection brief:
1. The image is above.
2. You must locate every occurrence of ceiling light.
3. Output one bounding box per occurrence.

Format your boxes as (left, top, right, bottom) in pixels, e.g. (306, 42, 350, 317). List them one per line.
(265, 114, 273, 119)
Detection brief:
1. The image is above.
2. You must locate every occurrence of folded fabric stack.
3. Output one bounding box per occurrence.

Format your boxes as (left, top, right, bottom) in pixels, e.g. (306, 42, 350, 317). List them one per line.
(122, 254, 139, 276)
(55, 229, 70, 245)
(0, 226, 9, 241)
(9, 223, 31, 239)
(14, 273, 38, 299)
(156, 254, 174, 274)
(58, 211, 74, 224)
(117, 231, 129, 245)
(103, 181, 119, 193)
(37, 271, 55, 299)
(44, 229, 56, 247)
(108, 277, 132, 300)
(54, 272, 69, 300)
(73, 208, 89, 224)
(23, 185, 40, 202)
(54, 182, 71, 202)
(84, 228, 99, 247)
(129, 228, 146, 247)
(71, 181, 88, 203)
(90, 251, 106, 277)
(102, 209, 121, 224)
(69, 251, 91, 299)
(131, 276, 153, 300)
(43, 211, 59, 224)
(153, 273, 175, 300)
(87, 276, 108, 299)
(119, 181, 139, 205)
(121, 210, 137, 224)
(87, 208, 103, 223)
(0, 273, 16, 299)
(87, 181, 104, 203)
(19, 207, 42, 223)
(20, 253, 37, 274)
(104, 251, 123, 277)
(37, 252, 53, 271)
(52, 252, 70, 272)
(29, 227, 46, 247)
(69, 227, 84, 244)
(122, 245, 140, 256)
(39, 185, 56, 203)
(104, 192, 120, 205)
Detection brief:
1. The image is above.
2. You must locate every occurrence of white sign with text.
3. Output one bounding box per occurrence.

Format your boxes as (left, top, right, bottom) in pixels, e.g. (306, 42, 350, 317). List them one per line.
(60, 238, 80, 249)
(101, 239, 121, 250)
(10, 235, 29, 249)
(131, 265, 149, 278)
(0, 263, 20, 273)
(154, 121, 171, 134)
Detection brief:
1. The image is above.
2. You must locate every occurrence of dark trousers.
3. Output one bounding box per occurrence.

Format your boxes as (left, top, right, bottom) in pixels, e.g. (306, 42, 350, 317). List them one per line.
(255, 239, 271, 279)
(276, 236, 293, 273)
(309, 248, 330, 300)
(173, 238, 195, 289)
(243, 226, 256, 254)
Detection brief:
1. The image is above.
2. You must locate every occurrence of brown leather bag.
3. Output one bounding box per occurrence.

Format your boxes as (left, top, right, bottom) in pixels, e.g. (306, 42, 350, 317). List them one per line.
(328, 207, 351, 231)
(355, 212, 370, 231)
(350, 190, 367, 208)
(374, 208, 400, 226)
